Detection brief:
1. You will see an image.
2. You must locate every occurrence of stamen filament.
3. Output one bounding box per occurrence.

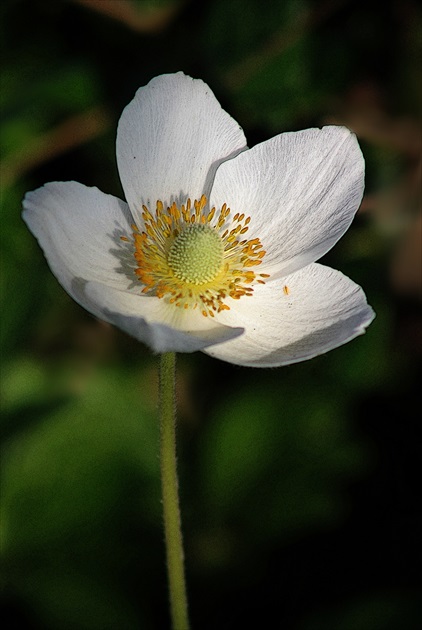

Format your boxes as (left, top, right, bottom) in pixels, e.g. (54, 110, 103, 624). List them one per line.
(129, 196, 269, 317)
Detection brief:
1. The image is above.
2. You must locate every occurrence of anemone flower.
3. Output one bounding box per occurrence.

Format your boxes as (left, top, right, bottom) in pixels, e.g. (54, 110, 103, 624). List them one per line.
(23, 72, 374, 367)
(22, 72, 376, 630)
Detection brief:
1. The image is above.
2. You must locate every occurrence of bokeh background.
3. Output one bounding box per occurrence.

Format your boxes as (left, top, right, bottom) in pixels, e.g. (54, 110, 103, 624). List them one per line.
(1, 0, 421, 628)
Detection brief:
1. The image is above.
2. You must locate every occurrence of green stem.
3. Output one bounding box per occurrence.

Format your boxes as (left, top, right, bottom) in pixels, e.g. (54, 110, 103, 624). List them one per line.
(159, 352, 190, 630)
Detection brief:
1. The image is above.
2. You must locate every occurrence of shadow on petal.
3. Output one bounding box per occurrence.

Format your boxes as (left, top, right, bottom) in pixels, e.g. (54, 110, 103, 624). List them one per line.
(69, 277, 244, 355)
(100, 308, 245, 354)
(108, 223, 140, 291)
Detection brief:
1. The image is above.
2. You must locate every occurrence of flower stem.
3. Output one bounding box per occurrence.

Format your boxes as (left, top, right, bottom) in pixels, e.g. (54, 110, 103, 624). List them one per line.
(159, 351, 190, 630)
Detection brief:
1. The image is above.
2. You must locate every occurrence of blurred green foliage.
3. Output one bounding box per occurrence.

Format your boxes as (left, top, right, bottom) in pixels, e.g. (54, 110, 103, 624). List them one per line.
(1, 0, 421, 629)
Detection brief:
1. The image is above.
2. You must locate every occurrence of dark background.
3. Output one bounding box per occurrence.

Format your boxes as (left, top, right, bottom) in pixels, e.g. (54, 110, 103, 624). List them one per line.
(1, 0, 421, 628)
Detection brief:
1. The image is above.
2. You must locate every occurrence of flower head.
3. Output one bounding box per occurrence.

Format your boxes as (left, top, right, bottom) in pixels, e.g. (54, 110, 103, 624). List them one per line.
(23, 72, 374, 366)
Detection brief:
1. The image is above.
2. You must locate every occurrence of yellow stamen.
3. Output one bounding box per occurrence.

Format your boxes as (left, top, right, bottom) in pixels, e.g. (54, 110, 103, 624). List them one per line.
(128, 195, 269, 317)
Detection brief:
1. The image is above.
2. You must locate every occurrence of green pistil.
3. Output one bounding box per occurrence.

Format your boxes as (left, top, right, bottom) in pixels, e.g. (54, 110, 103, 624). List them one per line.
(167, 224, 223, 285)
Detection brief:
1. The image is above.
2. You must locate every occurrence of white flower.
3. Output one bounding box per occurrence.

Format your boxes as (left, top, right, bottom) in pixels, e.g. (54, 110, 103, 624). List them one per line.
(23, 72, 375, 367)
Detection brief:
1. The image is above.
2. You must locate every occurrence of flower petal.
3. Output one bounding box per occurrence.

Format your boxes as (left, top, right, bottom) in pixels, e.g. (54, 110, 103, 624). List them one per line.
(204, 263, 375, 367)
(84, 281, 245, 353)
(116, 72, 247, 216)
(210, 126, 364, 278)
(23, 180, 244, 354)
(22, 180, 137, 296)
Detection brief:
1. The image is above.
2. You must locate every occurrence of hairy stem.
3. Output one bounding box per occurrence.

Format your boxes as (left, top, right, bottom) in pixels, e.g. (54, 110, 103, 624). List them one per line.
(159, 352, 189, 630)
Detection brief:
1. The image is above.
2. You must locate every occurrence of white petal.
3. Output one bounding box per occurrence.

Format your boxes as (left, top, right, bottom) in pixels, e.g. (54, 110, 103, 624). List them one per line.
(116, 72, 247, 216)
(84, 281, 244, 353)
(23, 180, 244, 354)
(22, 180, 137, 301)
(210, 126, 364, 278)
(204, 263, 375, 367)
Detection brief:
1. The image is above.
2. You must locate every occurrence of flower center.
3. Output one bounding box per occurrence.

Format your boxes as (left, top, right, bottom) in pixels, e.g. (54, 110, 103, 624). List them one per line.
(123, 195, 270, 318)
(167, 224, 223, 284)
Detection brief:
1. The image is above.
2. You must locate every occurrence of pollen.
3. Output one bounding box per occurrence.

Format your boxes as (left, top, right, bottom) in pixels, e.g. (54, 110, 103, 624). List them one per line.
(129, 195, 269, 317)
